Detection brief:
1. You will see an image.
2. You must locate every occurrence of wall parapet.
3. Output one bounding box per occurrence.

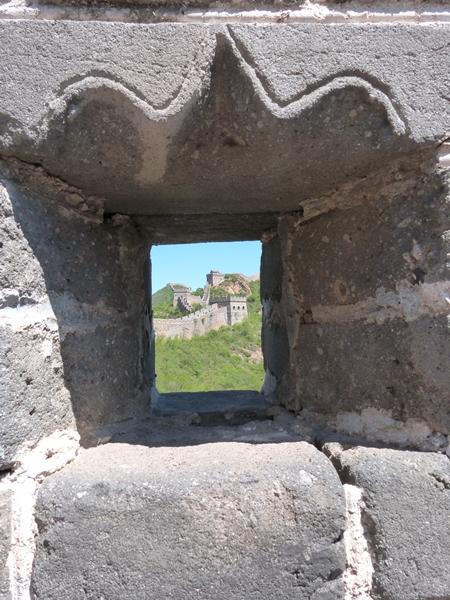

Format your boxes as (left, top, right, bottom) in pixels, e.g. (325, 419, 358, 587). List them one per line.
(154, 303, 229, 339)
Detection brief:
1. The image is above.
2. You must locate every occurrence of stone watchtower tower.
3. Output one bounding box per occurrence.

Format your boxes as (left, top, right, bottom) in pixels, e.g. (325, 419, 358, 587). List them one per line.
(225, 296, 248, 325)
(169, 283, 191, 308)
(206, 270, 225, 287)
(210, 296, 247, 325)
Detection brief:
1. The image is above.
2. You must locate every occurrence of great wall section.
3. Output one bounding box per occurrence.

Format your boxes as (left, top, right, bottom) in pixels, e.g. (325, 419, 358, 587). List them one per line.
(154, 271, 249, 338)
(154, 297, 248, 339)
(0, 1, 449, 598)
(154, 304, 226, 339)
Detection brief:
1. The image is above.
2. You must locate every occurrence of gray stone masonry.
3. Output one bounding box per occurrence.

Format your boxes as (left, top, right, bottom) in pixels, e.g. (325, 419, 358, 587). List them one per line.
(0, 172, 149, 467)
(277, 162, 450, 433)
(324, 444, 450, 600)
(0, 21, 449, 216)
(2, 17, 447, 442)
(30, 442, 346, 600)
(0, 2, 449, 599)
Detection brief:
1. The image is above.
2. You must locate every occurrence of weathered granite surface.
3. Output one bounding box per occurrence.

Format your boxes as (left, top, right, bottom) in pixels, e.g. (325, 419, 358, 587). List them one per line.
(0, 15, 448, 465)
(0, 6, 449, 600)
(0, 22, 449, 215)
(31, 442, 346, 599)
(0, 174, 149, 469)
(278, 163, 450, 435)
(325, 444, 450, 600)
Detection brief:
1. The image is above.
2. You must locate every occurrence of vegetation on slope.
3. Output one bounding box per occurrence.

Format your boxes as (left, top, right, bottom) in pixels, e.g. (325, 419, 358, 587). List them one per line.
(153, 301, 206, 319)
(152, 284, 174, 307)
(152, 283, 188, 318)
(209, 273, 252, 300)
(153, 303, 184, 319)
(155, 279, 263, 392)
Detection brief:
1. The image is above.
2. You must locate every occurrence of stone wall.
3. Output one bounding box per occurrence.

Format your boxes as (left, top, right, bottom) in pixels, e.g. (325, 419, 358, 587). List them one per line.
(0, 2, 449, 598)
(211, 296, 248, 325)
(154, 303, 229, 339)
(155, 296, 248, 338)
(0, 166, 150, 464)
(269, 155, 450, 446)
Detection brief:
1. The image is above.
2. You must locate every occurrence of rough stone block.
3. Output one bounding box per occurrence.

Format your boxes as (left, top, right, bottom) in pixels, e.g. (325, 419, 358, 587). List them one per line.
(0, 177, 149, 452)
(286, 316, 450, 434)
(0, 323, 73, 471)
(279, 166, 450, 435)
(327, 445, 450, 600)
(0, 488, 11, 600)
(31, 442, 346, 600)
(1, 22, 449, 215)
(281, 168, 449, 307)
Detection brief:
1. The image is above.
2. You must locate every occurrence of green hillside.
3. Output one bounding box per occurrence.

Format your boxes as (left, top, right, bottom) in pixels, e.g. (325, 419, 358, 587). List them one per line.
(152, 283, 188, 318)
(152, 284, 173, 306)
(155, 280, 263, 392)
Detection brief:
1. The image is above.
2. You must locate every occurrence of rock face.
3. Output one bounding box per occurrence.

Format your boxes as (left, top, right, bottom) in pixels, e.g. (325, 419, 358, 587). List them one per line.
(326, 444, 450, 600)
(31, 442, 346, 600)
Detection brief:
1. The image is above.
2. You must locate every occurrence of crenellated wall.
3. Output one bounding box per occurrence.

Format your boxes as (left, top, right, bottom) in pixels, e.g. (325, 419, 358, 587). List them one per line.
(154, 295, 248, 338)
(154, 303, 229, 339)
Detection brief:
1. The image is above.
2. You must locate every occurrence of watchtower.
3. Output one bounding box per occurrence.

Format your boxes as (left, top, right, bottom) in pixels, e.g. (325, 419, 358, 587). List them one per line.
(206, 270, 225, 287)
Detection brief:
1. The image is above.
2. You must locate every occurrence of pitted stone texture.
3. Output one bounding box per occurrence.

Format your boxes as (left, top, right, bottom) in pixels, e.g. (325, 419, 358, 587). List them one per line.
(0, 182, 46, 307)
(286, 316, 450, 433)
(31, 442, 346, 600)
(0, 22, 449, 215)
(0, 175, 149, 460)
(0, 324, 73, 471)
(35, 0, 316, 4)
(0, 488, 11, 600)
(261, 235, 289, 395)
(0, 23, 214, 129)
(0, 181, 74, 469)
(228, 24, 450, 143)
(279, 167, 450, 432)
(327, 445, 450, 600)
(29, 0, 336, 5)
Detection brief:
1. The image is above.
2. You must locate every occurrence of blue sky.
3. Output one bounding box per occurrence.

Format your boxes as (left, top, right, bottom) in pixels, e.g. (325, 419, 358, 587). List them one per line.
(151, 241, 261, 291)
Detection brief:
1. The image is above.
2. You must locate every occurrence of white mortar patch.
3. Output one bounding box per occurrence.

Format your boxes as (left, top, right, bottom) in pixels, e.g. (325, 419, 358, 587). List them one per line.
(310, 280, 450, 325)
(438, 141, 450, 167)
(0, 301, 57, 333)
(40, 339, 53, 359)
(335, 408, 448, 451)
(1, 430, 80, 600)
(343, 484, 374, 600)
(0, 1, 449, 23)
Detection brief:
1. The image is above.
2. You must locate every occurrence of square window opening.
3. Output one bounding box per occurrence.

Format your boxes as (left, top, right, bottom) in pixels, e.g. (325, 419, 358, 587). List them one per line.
(148, 241, 271, 420)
